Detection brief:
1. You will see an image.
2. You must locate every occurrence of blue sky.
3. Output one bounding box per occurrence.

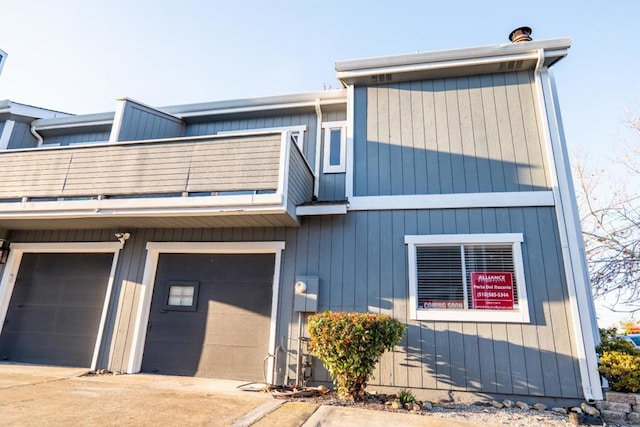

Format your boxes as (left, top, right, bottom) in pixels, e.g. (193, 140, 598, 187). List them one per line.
(0, 1, 638, 156)
(0, 0, 638, 325)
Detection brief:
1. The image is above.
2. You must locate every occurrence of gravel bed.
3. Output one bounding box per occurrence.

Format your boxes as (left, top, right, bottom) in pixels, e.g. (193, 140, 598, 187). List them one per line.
(277, 392, 638, 426)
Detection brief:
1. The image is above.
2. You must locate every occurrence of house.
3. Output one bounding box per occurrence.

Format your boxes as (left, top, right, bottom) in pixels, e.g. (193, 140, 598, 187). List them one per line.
(0, 28, 602, 403)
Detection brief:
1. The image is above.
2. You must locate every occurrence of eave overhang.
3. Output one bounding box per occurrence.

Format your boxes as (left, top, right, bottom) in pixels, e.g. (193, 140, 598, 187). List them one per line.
(336, 37, 571, 86)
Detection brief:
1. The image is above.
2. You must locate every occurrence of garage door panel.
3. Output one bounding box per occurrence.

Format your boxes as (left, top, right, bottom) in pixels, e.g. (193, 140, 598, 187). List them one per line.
(0, 253, 113, 367)
(203, 314, 270, 346)
(142, 253, 275, 381)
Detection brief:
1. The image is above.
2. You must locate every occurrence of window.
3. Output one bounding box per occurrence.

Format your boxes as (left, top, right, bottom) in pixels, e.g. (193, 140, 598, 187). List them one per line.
(163, 281, 199, 312)
(405, 233, 529, 323)
(322, 121, 346, 173)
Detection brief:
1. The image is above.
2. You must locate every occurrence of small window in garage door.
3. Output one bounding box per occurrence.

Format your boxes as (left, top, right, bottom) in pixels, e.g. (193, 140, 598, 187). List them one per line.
(164, 281, 199, 312)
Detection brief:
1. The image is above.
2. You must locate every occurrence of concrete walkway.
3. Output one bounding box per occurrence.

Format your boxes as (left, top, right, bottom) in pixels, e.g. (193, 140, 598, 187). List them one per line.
(0, 363, 500, 426)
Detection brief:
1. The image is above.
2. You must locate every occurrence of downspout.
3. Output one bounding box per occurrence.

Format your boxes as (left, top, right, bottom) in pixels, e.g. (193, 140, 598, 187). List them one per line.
(313, 99, 322, 197)
(30, 122, 44, 146)
(533, 48, 602, 401)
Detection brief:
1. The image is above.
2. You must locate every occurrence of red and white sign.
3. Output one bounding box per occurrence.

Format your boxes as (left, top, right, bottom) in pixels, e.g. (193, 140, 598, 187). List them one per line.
(470, 272, 514, 310)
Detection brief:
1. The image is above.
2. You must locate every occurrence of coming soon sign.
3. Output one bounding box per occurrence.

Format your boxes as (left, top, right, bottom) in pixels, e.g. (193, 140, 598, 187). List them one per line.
(470, 272, 514, 310)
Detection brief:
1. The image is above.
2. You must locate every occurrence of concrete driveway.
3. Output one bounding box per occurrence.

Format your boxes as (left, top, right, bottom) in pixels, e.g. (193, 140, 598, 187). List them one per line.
(0, 363, 272, 426)
(0, 364, 497, 427)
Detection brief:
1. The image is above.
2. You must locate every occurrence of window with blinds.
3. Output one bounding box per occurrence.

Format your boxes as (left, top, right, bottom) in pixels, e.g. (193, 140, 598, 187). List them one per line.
(416, 244, 518, 311)
(405, 233, 529, 322)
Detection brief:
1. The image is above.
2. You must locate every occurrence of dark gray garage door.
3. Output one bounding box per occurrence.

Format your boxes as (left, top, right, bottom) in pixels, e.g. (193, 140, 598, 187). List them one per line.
(0, 253, 113, 367)
(141, 253, 274, 382)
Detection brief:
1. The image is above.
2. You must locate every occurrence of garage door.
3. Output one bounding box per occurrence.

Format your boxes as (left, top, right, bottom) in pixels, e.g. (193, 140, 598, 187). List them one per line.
(141, 253, 274, 382)
(0, 253, 113, 367)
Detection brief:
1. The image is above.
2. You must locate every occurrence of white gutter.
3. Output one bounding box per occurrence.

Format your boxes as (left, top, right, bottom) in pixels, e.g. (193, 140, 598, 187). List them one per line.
(176, 99, 345, 119)
(29, 122, 44, 145)
(533, 48, 602, 401)
(313, 99, 322, 197)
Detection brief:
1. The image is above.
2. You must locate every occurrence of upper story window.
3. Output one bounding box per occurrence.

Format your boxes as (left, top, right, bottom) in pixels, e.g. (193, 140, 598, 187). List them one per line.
(405, 233, 530, 323)
(322, 121, 346, 173)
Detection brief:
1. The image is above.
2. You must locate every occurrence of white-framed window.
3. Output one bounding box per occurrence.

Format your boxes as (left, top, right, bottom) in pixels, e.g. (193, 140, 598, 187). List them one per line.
(405, 233, 530, 323)
(218, 125, 306, 150)
(322, 121, 346, 173)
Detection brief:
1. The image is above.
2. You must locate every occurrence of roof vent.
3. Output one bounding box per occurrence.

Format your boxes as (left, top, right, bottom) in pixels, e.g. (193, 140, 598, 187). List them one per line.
(509, 26, 532, 43)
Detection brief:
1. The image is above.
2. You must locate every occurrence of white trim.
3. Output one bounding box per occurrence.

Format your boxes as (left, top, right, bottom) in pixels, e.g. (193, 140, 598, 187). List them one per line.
(0, 102, 70, 120)
(109, 98, 126, 143)
(0, 48, 6, 76)
(115, 97, 182, 123)
(405, 233, 524, 245)
(0, 120, 15, 150)
(404, 233, 530, 323)
(35, 119, 113, 132)
(296, 203, 347, 216)
(313, 100, 322, 197)
(173, 99, 346, 118)
(127, 241, 286, 385)
(322, 121, 347, 174)
(345, 85, 355, 198)
(348, 191, 554, 211)
(0, 241, 122, 371)
(277, 131, 289, 206)
(535, 62, 602, 400)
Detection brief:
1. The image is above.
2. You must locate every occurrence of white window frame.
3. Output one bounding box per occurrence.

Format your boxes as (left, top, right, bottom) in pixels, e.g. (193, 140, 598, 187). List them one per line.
(322, 121, 346, 173)
(218, 125, 306, 151)
(405, 233, 530, 323)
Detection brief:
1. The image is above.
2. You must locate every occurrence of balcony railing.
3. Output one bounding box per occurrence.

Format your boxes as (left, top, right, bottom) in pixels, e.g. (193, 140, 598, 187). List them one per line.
(0, 131, 313, 229)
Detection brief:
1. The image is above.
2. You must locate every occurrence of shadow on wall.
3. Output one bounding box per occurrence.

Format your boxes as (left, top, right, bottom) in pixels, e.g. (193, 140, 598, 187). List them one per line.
(311, 323, 583, 400)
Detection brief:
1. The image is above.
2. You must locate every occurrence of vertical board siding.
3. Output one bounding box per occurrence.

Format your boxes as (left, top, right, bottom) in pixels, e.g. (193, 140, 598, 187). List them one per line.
(7, 205, 581, 399)
(8, 122, 38, 149)
(354, 71, 550, 196)
(43, 130, 112, 146)
(117, 103, 184, 142)
(286, 141, 314, 215)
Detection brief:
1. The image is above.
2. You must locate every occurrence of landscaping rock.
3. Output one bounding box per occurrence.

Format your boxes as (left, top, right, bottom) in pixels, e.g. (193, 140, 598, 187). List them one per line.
(568, 412, 580, 426)
(422, 401, 433, 411)
(502, 399, 514, 408)
(411, 402, 421, 412)
(606, 391, 636, 405)
(570, 407, 582, 414)
(580, 402, 600, 416)
(533, 403, 547, 411)
(551, 407, 567, 414)
(628, 412, 640, 424)
(491, 400, 504, 409)
(515, 401, 530, 411)
(390, 400, 403, 410)
(601, 401, 632, 413)
(600, 409, 627, 421)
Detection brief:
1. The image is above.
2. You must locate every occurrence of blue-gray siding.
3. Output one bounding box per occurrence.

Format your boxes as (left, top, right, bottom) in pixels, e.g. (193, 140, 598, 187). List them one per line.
(353, 71, 549, 197)
(8, 206, 581, 399)
(8, 122, 38, 149)
(287, 140, 314, 216)
(43, 130, 111, 146)
(116, 102, 184, 142)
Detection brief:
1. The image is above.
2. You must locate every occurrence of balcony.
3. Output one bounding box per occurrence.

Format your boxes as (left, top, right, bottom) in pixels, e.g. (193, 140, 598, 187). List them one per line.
(0, 131, 313, 229)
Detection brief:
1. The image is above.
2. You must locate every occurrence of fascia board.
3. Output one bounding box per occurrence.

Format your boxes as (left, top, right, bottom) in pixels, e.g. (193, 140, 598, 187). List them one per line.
(163, 89, 347, 117)
(32, 112, 114, 129)
(335, 37, 571, 72)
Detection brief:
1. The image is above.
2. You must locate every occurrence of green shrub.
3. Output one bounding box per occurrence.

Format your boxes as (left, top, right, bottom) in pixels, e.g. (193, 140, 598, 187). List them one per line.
(307, 311, 405, 400)
(599, 351, 640, 393)
(398, 389, 416, 404)
(597, 328, 640, 392)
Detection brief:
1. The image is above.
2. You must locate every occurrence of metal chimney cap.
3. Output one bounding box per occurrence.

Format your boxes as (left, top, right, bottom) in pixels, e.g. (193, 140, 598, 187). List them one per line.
(509, 26, 533, 43)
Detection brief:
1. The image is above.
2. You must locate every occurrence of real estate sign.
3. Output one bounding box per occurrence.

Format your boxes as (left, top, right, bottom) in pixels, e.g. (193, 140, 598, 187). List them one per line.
(470, 272, 514, 310)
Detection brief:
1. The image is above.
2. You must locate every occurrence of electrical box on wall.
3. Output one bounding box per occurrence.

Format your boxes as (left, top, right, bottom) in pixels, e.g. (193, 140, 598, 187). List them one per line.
(293, 276, 319, 312)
